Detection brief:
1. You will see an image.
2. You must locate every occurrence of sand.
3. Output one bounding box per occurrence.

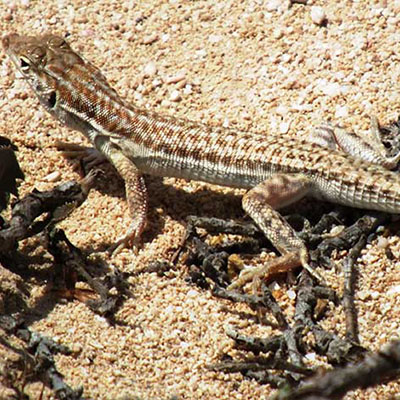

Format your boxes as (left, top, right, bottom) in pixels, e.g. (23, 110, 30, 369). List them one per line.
(1, 1, 400, 399)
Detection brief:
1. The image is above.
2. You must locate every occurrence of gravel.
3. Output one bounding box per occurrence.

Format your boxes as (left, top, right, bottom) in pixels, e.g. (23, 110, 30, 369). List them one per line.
(1, 1, 400, 399)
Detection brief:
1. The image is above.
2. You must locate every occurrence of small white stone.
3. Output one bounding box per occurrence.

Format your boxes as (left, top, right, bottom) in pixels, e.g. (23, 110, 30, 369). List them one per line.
(322, 82, 342, 97)
(136, 84, 146, 93)
(183, 84, 192, 95)
(376, 236, 389, 249)
(164, 70, 186, 84)
(170, 90, 182, 102)
(133, 92, 143, 101)
(81, 29, 95, 37)
(276, 105, 289, 116)
(387, 285, 400, 295)
(269, 281, 281, 291)
(330, 225, 345, 236)
(161, 33, 170, 42)
(196, 49, 208, 58)
(279, 121, 290, 134)
(161, 99, 171, 108)
(208, 34, 222, 43)
(287, 289, 296, 300)
(151, 78, 162, 88)
(222, 118, 230, 128)
(281, 53, 291, 63)
(93, 39, 104, 50)
(305, 352, 317, 361)
(143, 61, 157, 78)
(142, 34, 158, 45)
(310, 6, 327, 26)
(44, 171, 61, 182)
(266, 0, 281, 11)
(187, 289, 198, 298)
(358, 290, 370, 301)
(335, 105, 349, 118)
(273, 28, 283, 39)
(371, 291, 380, 300)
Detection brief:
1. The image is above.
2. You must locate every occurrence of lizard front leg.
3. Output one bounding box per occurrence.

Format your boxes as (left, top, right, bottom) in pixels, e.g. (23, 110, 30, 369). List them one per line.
(106, 145, 148, 253)
(228, 174, 316, 290)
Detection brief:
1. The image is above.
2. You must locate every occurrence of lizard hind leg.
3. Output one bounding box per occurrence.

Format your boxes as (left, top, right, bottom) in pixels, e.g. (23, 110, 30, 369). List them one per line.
(228, 174, 317, 290)
(312, 117, 400, 169)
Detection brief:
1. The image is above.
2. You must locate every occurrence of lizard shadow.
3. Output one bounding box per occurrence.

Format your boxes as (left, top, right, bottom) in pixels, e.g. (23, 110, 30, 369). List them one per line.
(89, 167, 337, 252)
(91, 168, 247, 250)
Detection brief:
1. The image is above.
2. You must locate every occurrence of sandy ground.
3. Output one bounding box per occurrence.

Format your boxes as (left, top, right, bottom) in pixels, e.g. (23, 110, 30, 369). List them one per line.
(1, 1, 400, 399)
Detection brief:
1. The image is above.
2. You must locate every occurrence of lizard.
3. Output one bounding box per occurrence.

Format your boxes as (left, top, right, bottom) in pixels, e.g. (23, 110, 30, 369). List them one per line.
(3, 32, 400, 288)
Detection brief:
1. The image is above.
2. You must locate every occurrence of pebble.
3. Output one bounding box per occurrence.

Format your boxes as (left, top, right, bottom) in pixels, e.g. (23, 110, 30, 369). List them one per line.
(161, 33, 170, 42)
(164, 70, 186, 84)
(287, 289, 296, 300)
(161, 99, 171, 108)
(304, 352, 317, 362)
(387, 285, 400, 295)
(266, 0, 282, 12)
(279, 121, 290, 134)
(183, 84, 192, 95)
(358, 290, 371, 301)
(371, 291, 380, 300)
(44, 171, 61, 182)
(335, 105, 349, 118)
(275, 105, 289, 116)
(151, 78, 162, 88)
(142, 34, 158, 45)
(196, 49, 208, 58)
(143, 61, 158, 78)
(186, 289, 198, 298)
(169, 90, 181, 102)
(376, 236, 389, 249)
(208, 34, 222, 43)
(321, 82, 342, 97)
(81, 29, 95, 37)
(269, 282, 281, 291)
(273, 28, 283, 40)
(310, 6, 327, 26)
(136, 84, 146, 93)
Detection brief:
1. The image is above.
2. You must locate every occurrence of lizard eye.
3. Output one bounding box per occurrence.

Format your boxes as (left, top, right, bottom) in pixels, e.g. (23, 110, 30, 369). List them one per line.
(48, 36, 68, 49)
(19, 56, 30, 71)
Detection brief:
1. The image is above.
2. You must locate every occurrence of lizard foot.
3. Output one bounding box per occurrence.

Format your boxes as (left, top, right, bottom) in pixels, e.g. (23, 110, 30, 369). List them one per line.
(227, 250, 324, 291)
(106, 224, 144, 256)
(55, 140, 107, 171)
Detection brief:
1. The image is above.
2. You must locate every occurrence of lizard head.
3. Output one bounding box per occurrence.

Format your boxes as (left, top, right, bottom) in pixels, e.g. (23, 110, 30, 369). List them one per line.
(2, 33, 79, 112)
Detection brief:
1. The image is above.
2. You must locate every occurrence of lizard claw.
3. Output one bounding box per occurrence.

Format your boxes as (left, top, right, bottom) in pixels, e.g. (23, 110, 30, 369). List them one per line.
(106, 229, 143, 256)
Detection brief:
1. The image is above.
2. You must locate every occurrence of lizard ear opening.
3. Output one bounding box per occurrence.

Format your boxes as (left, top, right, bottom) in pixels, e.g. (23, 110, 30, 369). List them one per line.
(47, 91, 57, 109)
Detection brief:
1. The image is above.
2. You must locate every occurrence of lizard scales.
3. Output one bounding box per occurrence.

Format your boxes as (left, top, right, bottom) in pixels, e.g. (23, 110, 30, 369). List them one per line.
(3, 33, 400, 284)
